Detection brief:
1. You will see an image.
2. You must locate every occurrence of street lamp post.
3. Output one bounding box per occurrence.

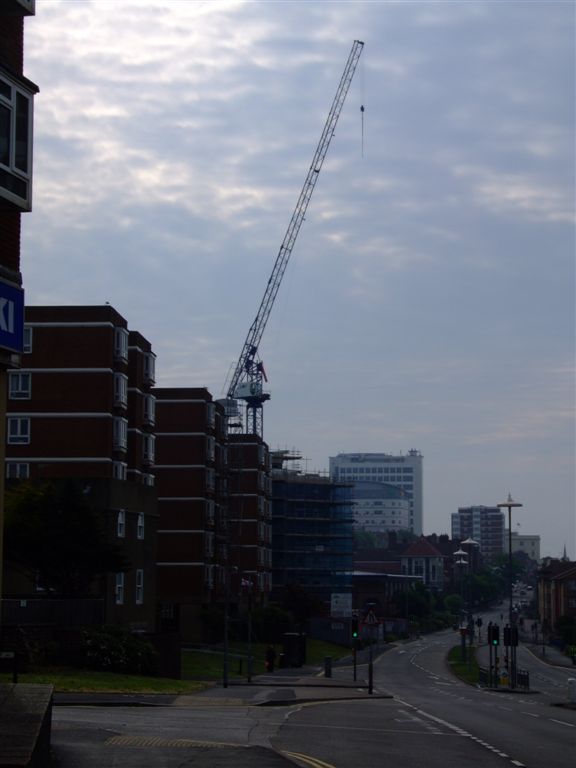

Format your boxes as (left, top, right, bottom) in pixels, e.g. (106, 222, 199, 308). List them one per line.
(498, 494, 523, 688)
(497, 494, 523, 629)
(461, 537, 479, 659)
(454, 554, 468, 662)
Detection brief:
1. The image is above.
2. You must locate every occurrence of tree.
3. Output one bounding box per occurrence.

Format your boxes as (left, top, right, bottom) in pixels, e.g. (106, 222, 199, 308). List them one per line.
(4, 481, 128, 596)
(273, 584, 323, 628)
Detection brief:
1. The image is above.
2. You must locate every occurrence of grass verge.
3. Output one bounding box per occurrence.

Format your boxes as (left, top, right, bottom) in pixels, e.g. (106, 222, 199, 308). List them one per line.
(447, 644, 480, 685)
(0, 638, 349, 693)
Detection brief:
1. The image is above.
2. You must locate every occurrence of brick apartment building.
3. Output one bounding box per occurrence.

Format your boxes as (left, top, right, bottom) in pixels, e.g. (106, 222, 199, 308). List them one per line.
(154, 388, 228, 641)
(0, 0, 39, 610)
(4, 305, 158, 631)
(227, 434, 272, 596)
(154, 392, 272, 642)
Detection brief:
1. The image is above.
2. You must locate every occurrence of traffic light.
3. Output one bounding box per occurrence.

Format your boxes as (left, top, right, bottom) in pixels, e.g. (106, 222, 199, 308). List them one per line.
(489, 624, 500, 646)
(351, 616, 359, 640)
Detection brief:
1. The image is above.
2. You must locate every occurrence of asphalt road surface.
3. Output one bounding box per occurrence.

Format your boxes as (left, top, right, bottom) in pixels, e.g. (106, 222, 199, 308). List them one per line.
(283, 629, 575, 768)
(51, 628, 575, 768)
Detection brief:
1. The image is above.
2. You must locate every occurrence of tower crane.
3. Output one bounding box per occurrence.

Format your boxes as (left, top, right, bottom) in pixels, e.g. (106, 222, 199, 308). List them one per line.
(222, 40, 364, 437)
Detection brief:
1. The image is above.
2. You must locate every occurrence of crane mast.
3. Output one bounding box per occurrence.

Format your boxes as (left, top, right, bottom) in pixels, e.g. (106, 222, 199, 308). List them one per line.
(224, 40, 364, 437)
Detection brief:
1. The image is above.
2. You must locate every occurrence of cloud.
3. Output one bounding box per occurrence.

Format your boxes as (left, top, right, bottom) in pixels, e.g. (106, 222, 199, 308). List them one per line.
(452, 165, 574, 223)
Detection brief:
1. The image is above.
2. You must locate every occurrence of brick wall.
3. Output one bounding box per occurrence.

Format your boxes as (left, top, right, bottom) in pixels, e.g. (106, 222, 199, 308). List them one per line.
(0, 211, 21, 275)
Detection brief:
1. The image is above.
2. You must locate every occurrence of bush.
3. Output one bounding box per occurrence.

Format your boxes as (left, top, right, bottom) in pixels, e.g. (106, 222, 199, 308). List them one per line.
(80, 627, 158, 675)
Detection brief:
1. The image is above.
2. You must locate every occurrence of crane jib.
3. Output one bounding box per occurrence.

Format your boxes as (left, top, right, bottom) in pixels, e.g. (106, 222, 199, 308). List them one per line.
(225, 40, 364, 435)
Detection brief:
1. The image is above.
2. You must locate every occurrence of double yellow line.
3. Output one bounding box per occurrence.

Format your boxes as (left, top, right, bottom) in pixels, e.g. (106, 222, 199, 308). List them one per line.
(282, 750, 336, 768)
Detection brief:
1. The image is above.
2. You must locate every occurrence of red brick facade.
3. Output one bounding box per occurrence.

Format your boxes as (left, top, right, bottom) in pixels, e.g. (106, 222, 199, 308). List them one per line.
(4, 306, 158, 632)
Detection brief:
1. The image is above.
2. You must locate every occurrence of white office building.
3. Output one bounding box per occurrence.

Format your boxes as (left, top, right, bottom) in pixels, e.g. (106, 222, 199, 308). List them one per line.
(349, 481, 411, 533)
(329, 451, 423, 535)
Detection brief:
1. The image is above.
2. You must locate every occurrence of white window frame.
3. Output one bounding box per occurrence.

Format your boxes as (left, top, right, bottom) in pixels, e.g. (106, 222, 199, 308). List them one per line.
(135, 569, 144, 605)
(115, 572, 125, 605)
(143, 433, 155, 464)
(0, 70, 35, 210)
(7, 416, 29, 444)
(113, 417, 128, 451)
(113, 373, 128, 408)
(143, 394, 155, 426)
(143, 352, 156, 384)
(114, 327, 129, 361)
(8, 371, 31, 399)
(137, 512, 145, 540)
(23, 326, 32, 353)
(117, 510, 125, 538)
(6, 462, 29, 479)
(112, 461, 127, 481)
(206, 402, 215, 428)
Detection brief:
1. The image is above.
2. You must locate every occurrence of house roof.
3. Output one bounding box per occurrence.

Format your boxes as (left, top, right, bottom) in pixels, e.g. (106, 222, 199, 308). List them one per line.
(401, 537, 444, 558)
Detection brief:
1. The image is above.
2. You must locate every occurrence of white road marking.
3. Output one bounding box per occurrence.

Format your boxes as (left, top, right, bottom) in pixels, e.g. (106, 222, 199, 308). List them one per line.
(549, 718, 575, 728)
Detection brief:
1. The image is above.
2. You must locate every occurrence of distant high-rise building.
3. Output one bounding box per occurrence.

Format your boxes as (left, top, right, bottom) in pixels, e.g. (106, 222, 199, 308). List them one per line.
(510, 532, 541, 563)
(451, 505, 505, 564)
(347, 481, 411, 533)
(329, 451, 423, 535)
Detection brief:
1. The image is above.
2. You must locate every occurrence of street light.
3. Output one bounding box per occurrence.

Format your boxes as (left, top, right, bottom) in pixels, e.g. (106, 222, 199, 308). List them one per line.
(497, 494, 523, 628)
(461, 537, 479, 614)
(498, 494, 523, 689)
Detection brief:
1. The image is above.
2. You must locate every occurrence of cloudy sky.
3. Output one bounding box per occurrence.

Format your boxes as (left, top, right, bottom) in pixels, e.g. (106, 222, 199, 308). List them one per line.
(22, 1, 574, 557)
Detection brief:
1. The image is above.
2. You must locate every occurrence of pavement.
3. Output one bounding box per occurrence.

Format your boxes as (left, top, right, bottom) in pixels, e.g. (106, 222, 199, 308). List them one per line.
(53, 662, 392, 709)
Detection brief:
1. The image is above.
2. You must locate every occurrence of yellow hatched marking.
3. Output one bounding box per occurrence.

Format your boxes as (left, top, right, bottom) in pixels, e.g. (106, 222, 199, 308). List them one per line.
(283, 750, 337, 768)
(105, 734, 241, 749)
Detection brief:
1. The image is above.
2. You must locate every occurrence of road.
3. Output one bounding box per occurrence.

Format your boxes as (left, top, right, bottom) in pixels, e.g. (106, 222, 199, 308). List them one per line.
(272, 630, 576, 768)
(51, 629, 576, 768)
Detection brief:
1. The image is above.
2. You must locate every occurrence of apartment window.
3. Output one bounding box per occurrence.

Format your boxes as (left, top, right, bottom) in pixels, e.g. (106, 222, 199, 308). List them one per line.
(114, 327, 128, 361)
(142, 434, 155, 464)
(143, 473, 155, 487)
(0, 71, 35, 210)
(206, 468, 215, 490)
(206, 402, 215, 428)
(206, 436, 215, 461)
(117, 510, 125, 538)
(206, 500, 215, 524)
(143, 394, 155, 426)
(8, 372, 31, 399)
(143, 352, 156, 384)
(204, 532, 214, 557)
(112, 461, 127, 481)
(135, 570, 144, 605)
(115, 573, 125, 605)
(113, 417, 128, 450)
(23, 326, 32, 353)
(7, 416, 29, 444)
(6, 462, 29, 479)
(137, 513, 145, 540)
(113, 373, 128, 408)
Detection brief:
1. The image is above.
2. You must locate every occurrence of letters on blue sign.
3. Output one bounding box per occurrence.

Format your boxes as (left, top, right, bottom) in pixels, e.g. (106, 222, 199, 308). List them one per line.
(0, 299, 14, 333)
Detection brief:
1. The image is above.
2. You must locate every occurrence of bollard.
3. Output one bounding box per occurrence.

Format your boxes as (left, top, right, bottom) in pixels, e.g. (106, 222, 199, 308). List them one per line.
(568, 678, 576, 703)
(324, 656, 332, 678)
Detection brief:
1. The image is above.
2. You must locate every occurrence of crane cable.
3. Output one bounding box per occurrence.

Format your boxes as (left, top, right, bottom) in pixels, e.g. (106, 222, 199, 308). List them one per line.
(360, 48, 365, 157)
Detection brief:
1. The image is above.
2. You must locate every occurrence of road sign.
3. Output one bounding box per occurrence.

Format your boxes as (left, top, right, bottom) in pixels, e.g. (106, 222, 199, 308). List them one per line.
(330, 592, 352, 618)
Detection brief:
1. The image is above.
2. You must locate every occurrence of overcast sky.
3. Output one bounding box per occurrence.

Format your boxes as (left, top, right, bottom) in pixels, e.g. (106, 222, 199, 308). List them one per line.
(22, 1, 574, 558)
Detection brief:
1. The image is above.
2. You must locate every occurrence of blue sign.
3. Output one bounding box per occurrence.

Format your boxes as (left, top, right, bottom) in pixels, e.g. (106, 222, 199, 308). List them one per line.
(0, 281, 24, 353)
